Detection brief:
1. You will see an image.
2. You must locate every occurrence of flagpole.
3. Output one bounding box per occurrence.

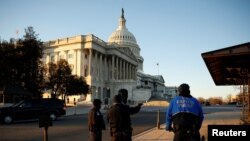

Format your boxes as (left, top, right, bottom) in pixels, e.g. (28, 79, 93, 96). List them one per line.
(156, 63, 159, 75)
(15, 30, 19, 48)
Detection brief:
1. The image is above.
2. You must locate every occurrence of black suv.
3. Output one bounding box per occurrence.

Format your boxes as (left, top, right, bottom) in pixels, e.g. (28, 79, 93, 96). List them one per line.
(0, 98, 66, 124)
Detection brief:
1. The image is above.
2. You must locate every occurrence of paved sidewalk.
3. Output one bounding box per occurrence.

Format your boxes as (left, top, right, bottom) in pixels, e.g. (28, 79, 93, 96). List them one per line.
(132, 111, 242, 141)
(65, 104, 242, 141)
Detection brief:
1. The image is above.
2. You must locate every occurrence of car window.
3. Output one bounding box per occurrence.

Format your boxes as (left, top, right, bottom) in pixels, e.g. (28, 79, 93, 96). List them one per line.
(11, 100, 25, 107)
(19, 101, 32, 108)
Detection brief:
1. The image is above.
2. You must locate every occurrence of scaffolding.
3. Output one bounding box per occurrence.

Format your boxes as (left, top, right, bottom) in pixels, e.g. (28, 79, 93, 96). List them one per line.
(239, 80, 250, 124)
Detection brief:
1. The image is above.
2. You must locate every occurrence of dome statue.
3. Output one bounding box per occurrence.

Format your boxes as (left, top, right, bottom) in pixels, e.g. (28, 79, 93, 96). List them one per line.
(108, 8, 144, 71)
(108, 8, 139, 49)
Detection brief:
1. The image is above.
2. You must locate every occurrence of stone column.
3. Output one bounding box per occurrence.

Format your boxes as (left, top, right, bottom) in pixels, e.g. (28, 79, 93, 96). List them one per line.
(132, 66, 135, 80)
(112, 55, 114, 80)
(128, 62, 130, 80)
(125, 62, 128, 80)
(132, 64, 134, 80)
(88, 49, 92, 76)
(123, 60, 125, 80)
(119, 58, 122, 80)
(104, 55, 107, 81)
(130, 65, 132, 80)
(64, 50, 68, 61)
(46, 53, 50, 64)
(74, 49, 78, 75)
(94, 51, 98, 81)
(77, 49, 82, 76)
(55, 52, 59, 63)
(116, 57, 119, 80)
(100, 54, 103, 81)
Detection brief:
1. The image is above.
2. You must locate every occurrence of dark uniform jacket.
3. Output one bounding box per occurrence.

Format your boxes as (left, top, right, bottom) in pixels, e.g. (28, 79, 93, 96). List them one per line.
(107, 103, 124, 132)
(88, 107, 106, 132)
(122, 104, 141, 131)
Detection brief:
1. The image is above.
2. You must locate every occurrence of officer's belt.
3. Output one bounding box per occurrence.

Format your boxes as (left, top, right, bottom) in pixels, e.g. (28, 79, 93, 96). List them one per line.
(173, 124, 196, 131)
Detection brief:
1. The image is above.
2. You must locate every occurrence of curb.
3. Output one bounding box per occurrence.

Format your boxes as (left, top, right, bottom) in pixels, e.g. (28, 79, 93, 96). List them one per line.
(132, 127, 158, 139)
(132, 124, 165, 139)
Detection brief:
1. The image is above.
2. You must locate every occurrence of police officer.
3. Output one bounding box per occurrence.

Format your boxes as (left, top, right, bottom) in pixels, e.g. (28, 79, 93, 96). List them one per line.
(119, 92, 142, 141)
(107, 94, 125, 141)
(166, 83, 204, 141)
(88, 99, 106, 141)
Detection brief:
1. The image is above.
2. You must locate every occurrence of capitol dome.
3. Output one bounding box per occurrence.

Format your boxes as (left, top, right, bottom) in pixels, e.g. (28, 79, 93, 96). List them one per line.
(108, 9, 138, 47)
(108, 9, 144, 72)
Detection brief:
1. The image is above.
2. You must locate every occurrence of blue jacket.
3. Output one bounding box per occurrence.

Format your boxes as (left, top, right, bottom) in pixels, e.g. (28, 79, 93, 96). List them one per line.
(166, 96, 204, 130)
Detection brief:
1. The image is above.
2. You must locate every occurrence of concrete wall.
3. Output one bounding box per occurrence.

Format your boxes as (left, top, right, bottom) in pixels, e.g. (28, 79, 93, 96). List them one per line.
(132, 88, 151, 103)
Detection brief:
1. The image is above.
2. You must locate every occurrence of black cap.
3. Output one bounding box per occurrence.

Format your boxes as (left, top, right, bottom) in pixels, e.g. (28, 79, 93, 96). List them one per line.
(178, 83, 189, 91)
(178, 83, 191, 97)
(93, 99, 102, 107)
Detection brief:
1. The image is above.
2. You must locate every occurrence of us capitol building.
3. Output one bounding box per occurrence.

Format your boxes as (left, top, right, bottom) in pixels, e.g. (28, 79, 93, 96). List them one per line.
(43, 9, 177, 105)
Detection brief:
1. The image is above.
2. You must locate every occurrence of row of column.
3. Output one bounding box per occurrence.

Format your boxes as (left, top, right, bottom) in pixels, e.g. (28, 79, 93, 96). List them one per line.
(45, 51, 69, 64)
(45, 49, 81, 75)
(45, 49, 137, 81)
(88, 49, 137, 81)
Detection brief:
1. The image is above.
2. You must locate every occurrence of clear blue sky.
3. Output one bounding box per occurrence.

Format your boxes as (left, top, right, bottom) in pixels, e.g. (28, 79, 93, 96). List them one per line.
(1, 0, 250, 99)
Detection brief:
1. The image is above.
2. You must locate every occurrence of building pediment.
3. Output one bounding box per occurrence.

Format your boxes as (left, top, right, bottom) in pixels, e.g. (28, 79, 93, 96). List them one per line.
(117, 47, 137, 60)
(106, 44, 138, 64)
(155, 75, 165, 83)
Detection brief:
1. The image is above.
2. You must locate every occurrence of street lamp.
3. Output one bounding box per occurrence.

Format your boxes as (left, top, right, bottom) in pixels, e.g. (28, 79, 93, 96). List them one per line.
(96, 89, 98, 99)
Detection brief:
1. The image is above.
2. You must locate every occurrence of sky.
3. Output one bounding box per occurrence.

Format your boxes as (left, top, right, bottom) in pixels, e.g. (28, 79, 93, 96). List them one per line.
(1, 0, 250, 99)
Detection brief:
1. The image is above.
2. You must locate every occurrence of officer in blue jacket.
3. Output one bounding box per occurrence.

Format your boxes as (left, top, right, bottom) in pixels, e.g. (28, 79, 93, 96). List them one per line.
(166, 83, 204, 141)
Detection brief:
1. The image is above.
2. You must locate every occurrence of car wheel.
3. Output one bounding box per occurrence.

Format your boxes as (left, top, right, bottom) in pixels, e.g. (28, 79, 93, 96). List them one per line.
(49, 113, 57, 121)
(3, 115, 13, 124)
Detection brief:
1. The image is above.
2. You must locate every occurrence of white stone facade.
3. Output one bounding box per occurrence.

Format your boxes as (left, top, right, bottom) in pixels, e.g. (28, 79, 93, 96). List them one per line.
(42, 9, 171, 104)
(164, 86, 178, 101)
(43, 34, 138, 104)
